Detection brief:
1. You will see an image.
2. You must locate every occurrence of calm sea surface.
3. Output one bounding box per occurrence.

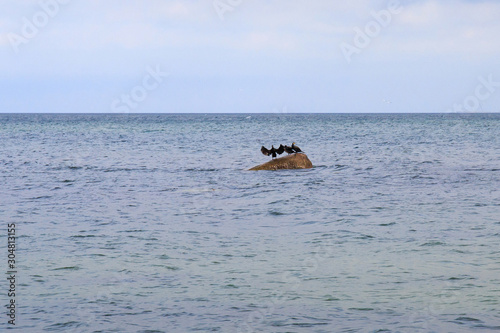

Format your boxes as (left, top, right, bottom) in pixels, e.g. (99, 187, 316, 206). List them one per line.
(0, 113, 499, 333)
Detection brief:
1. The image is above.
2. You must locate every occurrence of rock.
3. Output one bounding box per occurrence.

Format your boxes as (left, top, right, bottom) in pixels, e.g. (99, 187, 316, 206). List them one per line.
(249, 153, 313, 171)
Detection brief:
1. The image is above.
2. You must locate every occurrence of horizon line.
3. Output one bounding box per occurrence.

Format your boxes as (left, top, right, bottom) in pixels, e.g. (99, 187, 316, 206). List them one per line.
(1, 112, 499, 115)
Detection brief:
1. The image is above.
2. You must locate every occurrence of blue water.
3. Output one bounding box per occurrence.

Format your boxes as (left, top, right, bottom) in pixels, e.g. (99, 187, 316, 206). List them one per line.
(0, 113, 499, 332)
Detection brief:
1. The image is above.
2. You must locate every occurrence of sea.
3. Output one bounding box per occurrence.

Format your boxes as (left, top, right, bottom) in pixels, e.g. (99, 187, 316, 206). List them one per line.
(0, 113, 499, 333)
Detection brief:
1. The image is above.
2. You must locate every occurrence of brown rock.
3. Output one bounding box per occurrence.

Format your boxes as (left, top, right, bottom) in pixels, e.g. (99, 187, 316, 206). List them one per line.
(249, 153, 313, 171)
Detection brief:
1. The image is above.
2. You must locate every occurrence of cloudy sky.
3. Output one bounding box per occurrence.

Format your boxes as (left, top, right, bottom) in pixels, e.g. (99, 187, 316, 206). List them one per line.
(1, 0, 500, 113)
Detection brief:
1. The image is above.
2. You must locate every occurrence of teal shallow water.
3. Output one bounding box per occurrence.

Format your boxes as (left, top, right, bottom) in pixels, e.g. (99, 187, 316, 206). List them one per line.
(0, 113, 499, 332)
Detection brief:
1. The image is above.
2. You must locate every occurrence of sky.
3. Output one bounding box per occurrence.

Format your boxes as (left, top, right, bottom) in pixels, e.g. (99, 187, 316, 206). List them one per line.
(1, 0, 500, 113)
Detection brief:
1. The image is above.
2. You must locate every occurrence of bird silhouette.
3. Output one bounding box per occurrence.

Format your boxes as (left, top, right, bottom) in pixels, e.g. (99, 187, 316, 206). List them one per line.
(284, 145, 295, 154)
(291, 142, 303, 153)
(276, 144, 285, 155)
(261, 145, 277, 158)
(262, 143, 302, 158)
(269, 145, 277, 158)
(261, 146, 271, 156)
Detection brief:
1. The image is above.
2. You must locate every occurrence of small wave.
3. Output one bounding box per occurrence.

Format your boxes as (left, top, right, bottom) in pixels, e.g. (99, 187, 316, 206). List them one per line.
(52, 266, 80, 271)
(166, 266, 180, 271)
(472, 324, 500, 330)
(298, 220, 319, 225)
(28, 195, 52, 200)
(448, 276, 475, 281)
(305, 180, 325, 185)
(159, 188, 177, 192)
(103, 168, 135, 172)
(355, 234, 375, 240)
(324, 295, 340, 301)
(411, 175, 434, 180)
(178, 188, 216, 193)
(379, 222, 396, 226)
(46, 321, 80, 330)
(420, 240, 445, 246)
(454, 316, 482, 322)
(291, 322, 329, 327)
(158, 254, 171, 260)
(223, 284, 239, 289)
(271, 320, 329, 328)
(184, 168, 220, 172)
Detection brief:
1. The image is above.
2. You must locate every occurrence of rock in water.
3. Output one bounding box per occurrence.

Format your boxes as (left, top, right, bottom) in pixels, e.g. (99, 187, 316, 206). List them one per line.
(249, 153, 313, 171)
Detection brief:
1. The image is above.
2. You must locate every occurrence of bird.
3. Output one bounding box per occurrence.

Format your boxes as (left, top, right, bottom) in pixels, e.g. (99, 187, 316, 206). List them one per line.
(284, 145, 295, 155)
(261, 146, 270, 156)
(291, 142, 303, 153)
(261, 145, 277, 158)
(276, 144, 285, 155)
(269, 145, 277, 158)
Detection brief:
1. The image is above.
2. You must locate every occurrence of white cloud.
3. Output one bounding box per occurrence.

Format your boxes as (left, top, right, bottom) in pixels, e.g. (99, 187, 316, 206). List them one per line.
(387, 0, 500, 57)
(399, 2, 438, 26)
(3, 0, 498, 58)
(2, 1, 500, 78)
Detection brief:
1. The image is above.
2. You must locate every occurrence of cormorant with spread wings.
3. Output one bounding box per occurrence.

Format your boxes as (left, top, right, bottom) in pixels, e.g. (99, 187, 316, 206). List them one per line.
(261, 145, 278, 158)
(262, 143, 302, 158)
(276, 144, 285, 155)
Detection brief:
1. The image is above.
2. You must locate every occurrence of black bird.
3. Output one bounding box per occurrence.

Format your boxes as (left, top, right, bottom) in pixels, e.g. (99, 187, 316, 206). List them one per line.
(276, 144, 285, 155)
(269, 145, 277, 158)
(291, 142, 303, 153)
(284, 145, 295, 154)
(261, 145, 277, 158)
(261, 146, 271, 156)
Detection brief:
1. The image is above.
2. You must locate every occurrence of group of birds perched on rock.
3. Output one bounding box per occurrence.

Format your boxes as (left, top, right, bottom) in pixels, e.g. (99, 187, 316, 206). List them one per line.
(261, 142, 303, 159)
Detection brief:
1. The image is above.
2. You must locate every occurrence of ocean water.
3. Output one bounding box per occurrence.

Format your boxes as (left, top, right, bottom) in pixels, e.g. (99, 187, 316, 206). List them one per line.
(0, 113, 499, 333)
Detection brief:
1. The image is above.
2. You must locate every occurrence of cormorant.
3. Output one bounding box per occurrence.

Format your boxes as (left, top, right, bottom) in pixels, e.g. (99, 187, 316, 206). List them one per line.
(261, 146, 271, 156)
(276, 144, 285, 155)
(261, 145, 277, 158)
(269, 145, 277, 158)
(291, 142, 303, 153)
(284, 145, 295, 154)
